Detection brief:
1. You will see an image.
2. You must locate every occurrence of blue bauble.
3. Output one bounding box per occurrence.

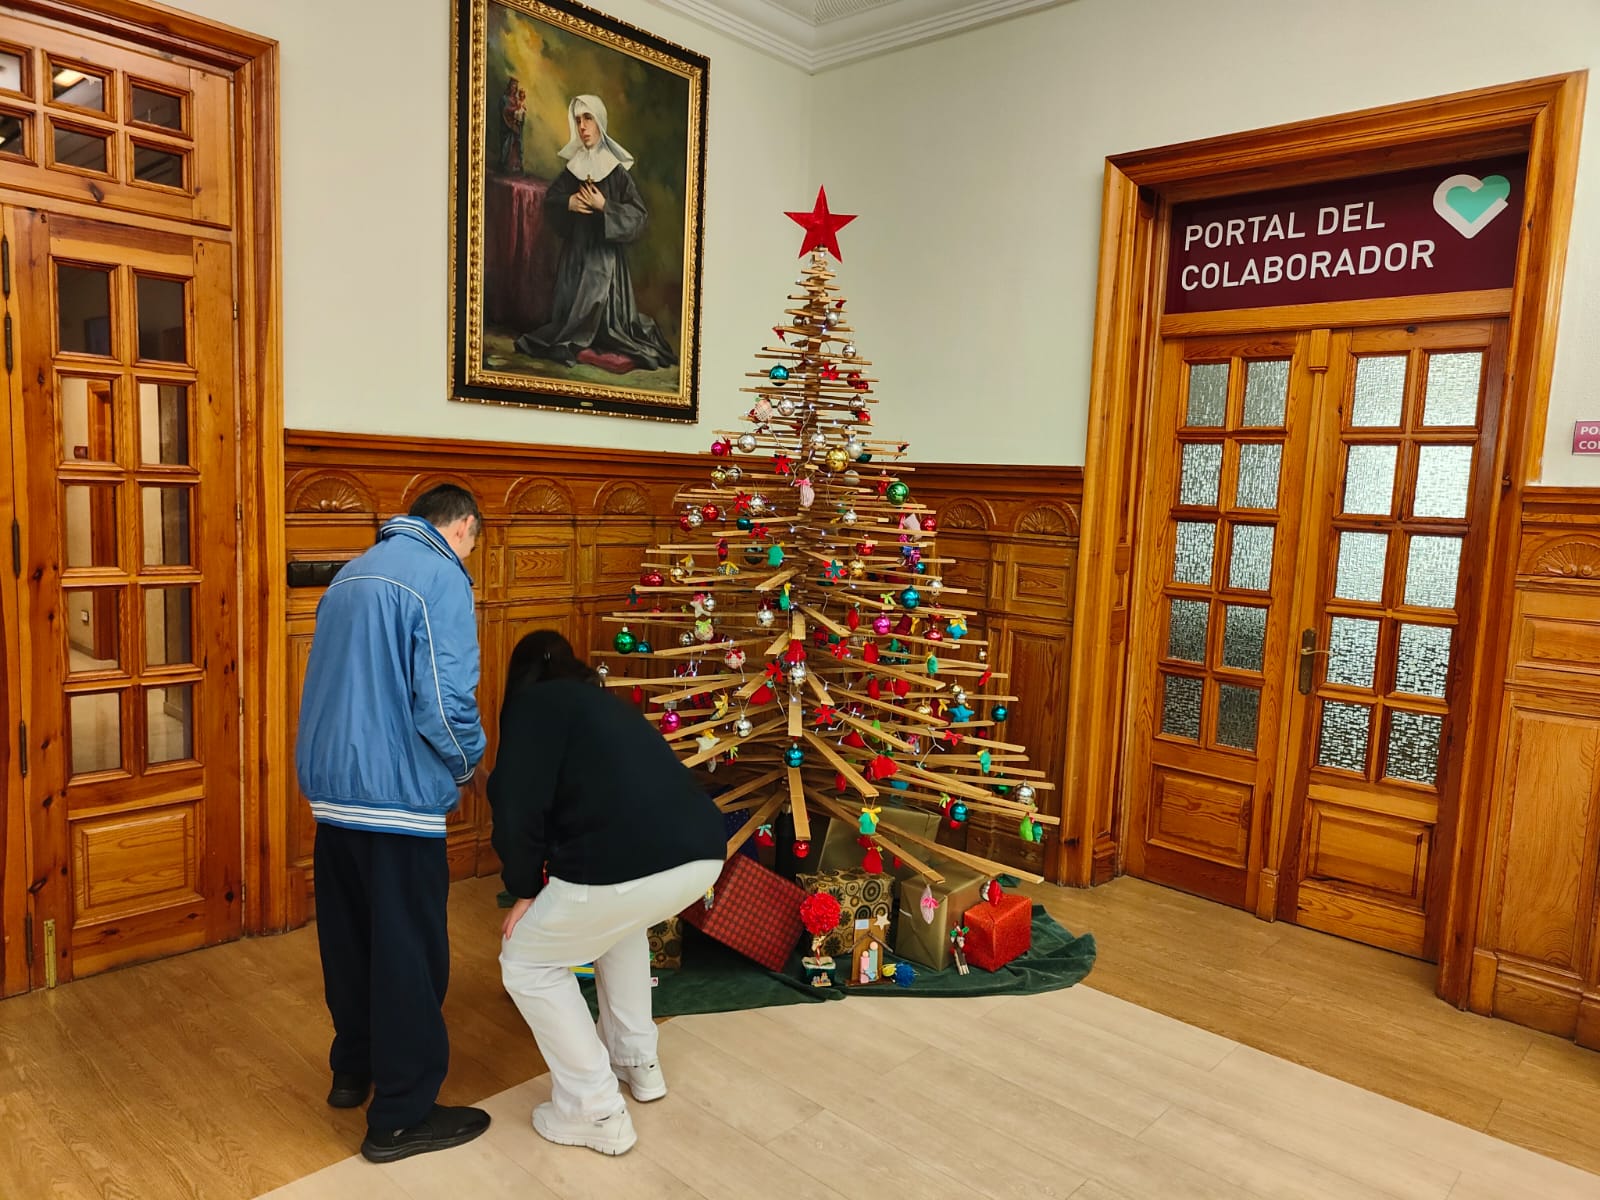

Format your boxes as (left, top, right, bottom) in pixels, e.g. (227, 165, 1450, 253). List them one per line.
(768, 365, 790, 383)
(785, 744, 804, 767)
(993, 705, 1009, 721)
(900, 587, 920, 609)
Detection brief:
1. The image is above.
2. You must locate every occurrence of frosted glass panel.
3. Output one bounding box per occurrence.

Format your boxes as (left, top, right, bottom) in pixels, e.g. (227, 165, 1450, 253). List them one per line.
(1161, 674, 1203, 740)
(70, 692, 122, 775)
(1414, 444, 1473, 519)
(1422, 353, 1482, 426)
(1167, 599, 1209, 663)
(1395, 623, 1452, 697)
(1352, 356, 1406, 427)
(1342, 444, 1398, 515)
(1235, 444, 1282, 510)
(1216, 685, 1260, 751)
(1186, 363, 1228, 427)
(1242, 360, 1290, 427)
(1180, 443, 1223, 507)
(1385, 710, 1443, 785)
(1227, 524, 1274, 591)
(1334, 532, 1388, 602)
(1317, 701, 1371, 774)
(1327, 617, 1380, 689)
(1173, 521, 1216, 585)
(1222, 604, 1267, 672)
(1403, 536, 1462, 609)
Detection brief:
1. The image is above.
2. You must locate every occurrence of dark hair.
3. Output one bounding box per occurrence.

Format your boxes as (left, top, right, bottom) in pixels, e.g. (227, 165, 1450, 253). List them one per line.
(504, 629, 599, 705)
(409, 484, 481, 533)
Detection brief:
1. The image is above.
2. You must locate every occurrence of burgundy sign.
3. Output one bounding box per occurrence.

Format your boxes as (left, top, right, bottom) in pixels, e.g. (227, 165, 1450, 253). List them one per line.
(1574, 422, 1600, 455)
(1165, 156, 1525, 314)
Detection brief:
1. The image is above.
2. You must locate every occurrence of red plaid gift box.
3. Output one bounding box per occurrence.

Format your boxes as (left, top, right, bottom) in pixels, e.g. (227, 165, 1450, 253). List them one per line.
(680, 854, 805, 971)
(961, 892, 1032, 971)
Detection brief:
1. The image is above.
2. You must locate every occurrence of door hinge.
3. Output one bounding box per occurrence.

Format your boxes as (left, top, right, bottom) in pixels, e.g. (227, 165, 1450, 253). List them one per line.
(3, 313, 11, 374)
(17, 719, 26, 777)
(232, 302, 238, 320)
(10, 517, 18, 577)
(1, 234, 9, 298)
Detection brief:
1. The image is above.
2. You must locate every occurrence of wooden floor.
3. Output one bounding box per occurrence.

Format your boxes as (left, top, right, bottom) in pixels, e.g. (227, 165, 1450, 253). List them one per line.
(0, 874, 1594, 1199)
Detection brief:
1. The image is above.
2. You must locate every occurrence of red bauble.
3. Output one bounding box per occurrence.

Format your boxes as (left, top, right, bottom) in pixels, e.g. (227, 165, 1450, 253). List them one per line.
(846, 608, 860, 631)
(862, 846, 883, 874)
(793, 839, 811, 859)
(701, 503, 720, 523)
(678, 514, 692, 532)
(640, 569, 663, 587)
(922, 516, 937, 532)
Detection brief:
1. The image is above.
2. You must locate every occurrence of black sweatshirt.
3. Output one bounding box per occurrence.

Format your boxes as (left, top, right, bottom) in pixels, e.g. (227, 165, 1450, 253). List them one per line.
(486, 678, 725, 899)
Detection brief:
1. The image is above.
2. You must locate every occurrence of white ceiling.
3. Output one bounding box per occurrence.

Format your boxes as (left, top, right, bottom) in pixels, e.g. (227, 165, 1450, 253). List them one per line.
(649, 0, 1076, 72)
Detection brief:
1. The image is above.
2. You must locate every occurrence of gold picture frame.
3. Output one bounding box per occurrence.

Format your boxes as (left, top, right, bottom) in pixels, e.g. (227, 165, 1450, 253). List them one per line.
(449, 0, 708, 422)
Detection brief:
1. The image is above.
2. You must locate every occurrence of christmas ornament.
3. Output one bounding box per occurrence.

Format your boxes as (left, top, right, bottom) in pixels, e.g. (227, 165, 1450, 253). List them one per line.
(784, 186, 857, 261)
(661, 711, 681, 734)
(981, 879, 1004, 906)
(785, 743, 804, 767)
(613, 627, 638, 654)
(900, 586, 921, 609)
(769, 365, 790, 384)
(596, 663, 609, 680)
(736, 717, 753, 737)
(886, 480, 910, 505)
(757, 608, 776, 628)
(793, 839, 811, 859)
(756, 823, 776, 848)
(711, 438, 731, 456)
(825, 448, 848, 472)
(737, 433, 757, 453)
(635, 640, 652, 654)
(993, 705, 1009, 721)
(700, 503, 720, 523)
(894, 961, 914, 988)
(1017, 784, 1037, 805)
(686, 510, 703, 528)
(872, 614, 892, 635)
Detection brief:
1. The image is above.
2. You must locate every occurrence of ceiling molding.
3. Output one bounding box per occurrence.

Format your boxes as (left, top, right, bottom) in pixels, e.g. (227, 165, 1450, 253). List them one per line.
(649, 0, 1075, 73)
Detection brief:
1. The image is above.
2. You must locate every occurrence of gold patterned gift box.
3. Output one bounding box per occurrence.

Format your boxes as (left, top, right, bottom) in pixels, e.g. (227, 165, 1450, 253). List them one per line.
(893, 862, 987, 971)
(648, 917, 683, 970)
(795, 868, 897, 958)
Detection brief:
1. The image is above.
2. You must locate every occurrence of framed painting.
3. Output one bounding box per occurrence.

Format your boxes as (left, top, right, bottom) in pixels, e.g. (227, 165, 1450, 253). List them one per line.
(450, 0, 708, 422)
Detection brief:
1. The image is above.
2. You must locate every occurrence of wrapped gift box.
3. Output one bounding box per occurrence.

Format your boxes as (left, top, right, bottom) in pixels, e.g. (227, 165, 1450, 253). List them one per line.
(893, 862, 987, 971)
(648, 917, 683, 970)
(796, 867, 896, 957)
(680, 854, 805, 971)
(962, 891, 1032, 972)
(817, 805, 942, 882)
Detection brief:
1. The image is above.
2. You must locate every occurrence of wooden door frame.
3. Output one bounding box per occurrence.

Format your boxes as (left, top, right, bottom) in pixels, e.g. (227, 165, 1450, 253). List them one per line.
(1064, 73, 1586, 1008)
(5, 1, 285, 940)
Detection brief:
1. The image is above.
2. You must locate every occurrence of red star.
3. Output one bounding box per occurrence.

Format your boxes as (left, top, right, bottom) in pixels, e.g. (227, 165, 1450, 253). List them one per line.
(785, 187, 857, 261)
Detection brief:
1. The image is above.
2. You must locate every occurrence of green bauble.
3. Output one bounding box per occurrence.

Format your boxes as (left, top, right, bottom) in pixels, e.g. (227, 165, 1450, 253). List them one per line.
(886, 480, 910, 505)
(613, 627, 637, 654)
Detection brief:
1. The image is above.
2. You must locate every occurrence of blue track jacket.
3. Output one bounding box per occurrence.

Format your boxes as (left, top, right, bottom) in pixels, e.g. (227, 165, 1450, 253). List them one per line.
(295, 516, 486, 836)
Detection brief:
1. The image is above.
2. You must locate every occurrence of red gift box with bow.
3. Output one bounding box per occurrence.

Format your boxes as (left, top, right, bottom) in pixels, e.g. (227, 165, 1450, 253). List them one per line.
(961, 892, 1032, 971)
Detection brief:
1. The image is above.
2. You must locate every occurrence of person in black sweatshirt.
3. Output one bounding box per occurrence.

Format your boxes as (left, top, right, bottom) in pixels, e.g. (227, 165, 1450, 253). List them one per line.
(488, 629, 724, 1156)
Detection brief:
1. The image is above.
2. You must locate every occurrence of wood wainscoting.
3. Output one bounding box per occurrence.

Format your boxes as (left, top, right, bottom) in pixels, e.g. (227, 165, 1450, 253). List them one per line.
(281, 430, 1081, 925)
(1470, 487, 1600, 1044)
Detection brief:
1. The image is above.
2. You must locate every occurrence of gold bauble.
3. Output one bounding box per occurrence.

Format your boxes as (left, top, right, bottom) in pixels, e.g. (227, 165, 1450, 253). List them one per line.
(825, 448, 848, 472)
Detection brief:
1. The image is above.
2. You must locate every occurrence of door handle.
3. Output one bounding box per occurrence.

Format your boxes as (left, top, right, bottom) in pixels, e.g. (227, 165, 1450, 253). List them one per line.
(1298, 628, 1329, 696)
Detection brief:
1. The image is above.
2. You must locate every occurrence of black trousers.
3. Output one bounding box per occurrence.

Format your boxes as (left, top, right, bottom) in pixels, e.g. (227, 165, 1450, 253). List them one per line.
(313, 822, 451, 1132)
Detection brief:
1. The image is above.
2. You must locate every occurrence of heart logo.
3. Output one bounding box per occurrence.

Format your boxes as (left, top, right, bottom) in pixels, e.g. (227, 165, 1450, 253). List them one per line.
(1433, 173, 1510, 239)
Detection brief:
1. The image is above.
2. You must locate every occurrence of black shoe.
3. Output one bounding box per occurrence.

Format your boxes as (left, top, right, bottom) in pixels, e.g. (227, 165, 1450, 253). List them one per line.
(327, 1072, 371, 1108)
(360, 1105, 491, 1163)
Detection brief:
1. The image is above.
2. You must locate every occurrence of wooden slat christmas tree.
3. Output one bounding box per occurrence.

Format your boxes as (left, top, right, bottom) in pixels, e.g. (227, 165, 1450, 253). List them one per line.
(594, 189, 1056, 884)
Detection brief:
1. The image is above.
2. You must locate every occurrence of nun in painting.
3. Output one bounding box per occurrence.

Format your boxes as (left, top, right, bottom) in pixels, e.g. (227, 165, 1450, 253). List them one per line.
(514, 95, 678, 372)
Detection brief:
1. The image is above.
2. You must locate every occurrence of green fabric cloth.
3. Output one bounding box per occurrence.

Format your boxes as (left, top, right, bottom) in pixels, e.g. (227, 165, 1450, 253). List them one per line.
(581, 904, 1095, 1018)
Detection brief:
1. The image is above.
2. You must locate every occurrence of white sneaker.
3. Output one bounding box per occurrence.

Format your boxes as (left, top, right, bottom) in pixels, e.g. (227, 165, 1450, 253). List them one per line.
(532, 1102, 637, 1156)
(613, 1060, 667, 1102)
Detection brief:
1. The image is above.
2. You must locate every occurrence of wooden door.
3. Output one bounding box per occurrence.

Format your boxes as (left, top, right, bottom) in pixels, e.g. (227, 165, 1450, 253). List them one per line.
(1124, 333, 1316, 908)
(1278, 321, 1506, 958)
(10, 206, 240, 983)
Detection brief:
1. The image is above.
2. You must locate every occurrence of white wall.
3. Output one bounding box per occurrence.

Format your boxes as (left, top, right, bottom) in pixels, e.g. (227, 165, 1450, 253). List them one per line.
(175, 0, 813, 453)
(811, 0, 1599, 480)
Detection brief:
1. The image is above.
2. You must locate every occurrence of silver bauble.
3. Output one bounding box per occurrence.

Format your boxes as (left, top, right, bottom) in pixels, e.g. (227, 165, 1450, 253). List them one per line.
(756, 608, 775, 628)
(736, 433, 757, 453)
(679, 631, 695, 646)
(736, 717, 753, 737)
(686, 510, 703, 528)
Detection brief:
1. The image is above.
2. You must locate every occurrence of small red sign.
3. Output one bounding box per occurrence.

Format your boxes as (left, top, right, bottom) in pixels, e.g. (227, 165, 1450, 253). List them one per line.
(1166, 156, 1525, 314)
(1573, 422, 1600, 455)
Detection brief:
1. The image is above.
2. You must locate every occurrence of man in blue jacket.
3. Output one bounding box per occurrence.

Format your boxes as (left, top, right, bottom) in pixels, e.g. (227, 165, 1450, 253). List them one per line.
(295, 483, 489, 1163)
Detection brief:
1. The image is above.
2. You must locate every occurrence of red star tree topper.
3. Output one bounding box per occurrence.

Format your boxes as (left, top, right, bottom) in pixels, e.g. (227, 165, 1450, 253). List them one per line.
(785, 186, 857, 261)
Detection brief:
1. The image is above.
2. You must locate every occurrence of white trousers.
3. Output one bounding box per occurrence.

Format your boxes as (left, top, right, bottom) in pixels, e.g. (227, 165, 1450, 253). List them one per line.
(499, 858, 723, 1120)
